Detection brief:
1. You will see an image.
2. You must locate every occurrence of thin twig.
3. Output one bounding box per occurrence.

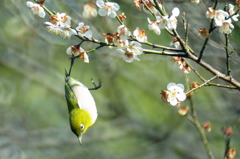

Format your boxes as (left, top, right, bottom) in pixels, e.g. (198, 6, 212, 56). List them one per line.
(143, 49, 187, 57)
(185, 96, 214, 159)
(186, 75, 218, 95)
(224, 34, 231, 76)
(184, 59, 206, 82)
(182, 12, 189, 45)
(207, 83, 237, 89)
(142, 41, 183, 52)
(186, 114, 215, 159)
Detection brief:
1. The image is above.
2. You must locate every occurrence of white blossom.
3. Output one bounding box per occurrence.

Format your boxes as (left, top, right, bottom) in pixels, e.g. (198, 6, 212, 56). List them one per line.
(229, 4, 239, 21)
(66, 46, 89, 63)
(82, 2, 98, 19)
(44, 13, 77, 38)
(117, 25, 131, 41)
(166, 83, 186, 106)
(45, 22, 77, 38)
(26, 1, 45, 18)
(127, 41, 143, 55)
(117, 49, 140, 63)
(157, 15, 169, 29)
(76, 22, 92, 38)
(206, 7, 215, 19)
(133, 27, 148, 42)
(219, 19, 234, 34)
(48, 12, 72, 28)
(167, 7, 180, 30)
(117, 41, 143, 63)
(170, 40, 180, 49)
(96, 0, 120, 18)
(214, 10, 229, 26)
(147, 18, 161, 35)
(114, 39, 129, 49)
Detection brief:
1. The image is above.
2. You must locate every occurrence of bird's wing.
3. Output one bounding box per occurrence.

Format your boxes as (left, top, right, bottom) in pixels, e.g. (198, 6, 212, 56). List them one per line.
(65, 76, 98, 123)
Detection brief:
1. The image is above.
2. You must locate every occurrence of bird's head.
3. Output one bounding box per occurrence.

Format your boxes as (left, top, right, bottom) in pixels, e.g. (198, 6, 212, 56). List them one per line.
(69, 108, 94, 144)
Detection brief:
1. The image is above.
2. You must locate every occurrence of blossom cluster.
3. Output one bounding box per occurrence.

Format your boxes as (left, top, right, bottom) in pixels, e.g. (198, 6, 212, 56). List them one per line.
(26, 1, 45, 18)
(26, 1, 95, 63)
(206, 4, 239, 34)
(134, 0, 180, 34)
(103, 25, 143, 62)
(26, 0, 239, 65)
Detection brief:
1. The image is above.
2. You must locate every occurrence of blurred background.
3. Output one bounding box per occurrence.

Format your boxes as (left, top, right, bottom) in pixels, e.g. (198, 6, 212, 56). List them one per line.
(0, 0, 240, 159)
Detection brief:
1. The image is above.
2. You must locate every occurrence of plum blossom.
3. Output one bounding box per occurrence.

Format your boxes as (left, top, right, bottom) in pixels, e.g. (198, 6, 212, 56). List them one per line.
(219, 19, 234, 34)
(206, 7, 215, 19)
(173, 57, 191, 74)
(117, 41, 143, 63)
(214, 10, 229, 26)
(147, 18, 161, 35)
(44, 13, 77, 38)
(82, 2, 98, 19)
(45, 22, 77, 38)
(114, 38, 129, 49)
(48, 12, 72, 27)
(162, 83, 186, 106)
(133, 27, 148, 42)
(66, 45, 89, 63)
(157, 15, 169, 29)
(206, 8, 229, 27)
(117, 25, 131, 41)
(167, 7, 180, 30)
(26, 1, 45, 18)
(206, 6, 237, 34)
(228, 4, 239, 21)
(96, 0, 120, 18)
(76, 22, 92, 38)
(170, 37, 180, 49)
(128, 41, 143, 55)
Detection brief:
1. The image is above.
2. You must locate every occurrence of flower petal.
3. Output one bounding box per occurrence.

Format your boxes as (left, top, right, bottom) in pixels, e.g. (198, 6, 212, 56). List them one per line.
(172, 7, 180, 17)
(177, 92, 186, 102)
(176, 84, 184, 91)
(98, 8, 107, 16)
(167, 82, 176, 90)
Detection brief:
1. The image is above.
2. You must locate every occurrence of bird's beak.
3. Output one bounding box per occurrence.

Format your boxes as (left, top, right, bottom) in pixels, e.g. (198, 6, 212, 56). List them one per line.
(78, 134, 83, 144)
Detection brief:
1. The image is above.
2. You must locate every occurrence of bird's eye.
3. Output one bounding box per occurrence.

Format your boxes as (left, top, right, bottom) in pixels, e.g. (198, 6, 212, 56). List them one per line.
(80, 124, 84, 131)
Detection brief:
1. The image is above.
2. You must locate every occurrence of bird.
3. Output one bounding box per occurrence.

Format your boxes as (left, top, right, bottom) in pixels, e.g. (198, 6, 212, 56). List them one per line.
(65, 74, 98, 144)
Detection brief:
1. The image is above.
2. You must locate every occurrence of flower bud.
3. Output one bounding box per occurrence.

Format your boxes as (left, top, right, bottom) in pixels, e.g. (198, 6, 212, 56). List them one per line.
(160, 90, 169, 103)
(134, 0, 142, 10)
(203, 121, 211, 132)
(191, 82, 199, 88)
(39, 0, 46, 4)
(178, 105, 188, 116)
(225, 148, 236, 159)
(199, 28, 209, 38)
(224, 127, 233, 136)
(119, 13, 126, 21)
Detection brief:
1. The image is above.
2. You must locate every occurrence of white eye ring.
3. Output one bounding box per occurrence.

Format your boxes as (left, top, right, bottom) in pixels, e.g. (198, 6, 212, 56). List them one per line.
(80, 124, 84, 131)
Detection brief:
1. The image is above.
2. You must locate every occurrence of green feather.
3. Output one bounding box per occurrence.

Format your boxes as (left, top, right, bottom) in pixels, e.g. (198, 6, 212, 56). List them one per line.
(65, 75, 79, 113)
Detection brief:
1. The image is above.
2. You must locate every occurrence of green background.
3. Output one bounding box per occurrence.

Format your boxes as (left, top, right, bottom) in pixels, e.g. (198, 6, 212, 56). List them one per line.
(0, 0, 240, 159)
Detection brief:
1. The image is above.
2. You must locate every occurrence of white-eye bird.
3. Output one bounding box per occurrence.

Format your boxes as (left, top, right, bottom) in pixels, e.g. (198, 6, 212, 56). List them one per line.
(65, 75, 98, 144)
